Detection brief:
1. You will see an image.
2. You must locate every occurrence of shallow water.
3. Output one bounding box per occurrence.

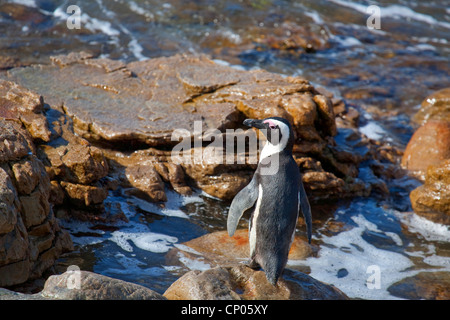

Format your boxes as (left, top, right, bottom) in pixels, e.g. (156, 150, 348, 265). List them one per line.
(2, 0, 450, 299)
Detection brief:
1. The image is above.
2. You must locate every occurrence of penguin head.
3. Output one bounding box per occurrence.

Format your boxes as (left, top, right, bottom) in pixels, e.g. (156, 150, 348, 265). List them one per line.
(243, 117, 294, 153)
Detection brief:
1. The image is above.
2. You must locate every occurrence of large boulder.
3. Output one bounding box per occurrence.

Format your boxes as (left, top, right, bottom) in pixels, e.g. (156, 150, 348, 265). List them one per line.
(0, 119, 72, 287)
(403, 88, 450, 223)
(403, 87, 450, 178)
(163, 265, 348, 300)
(0, 270, 166, 300)
(413, 87, 450, 125)
(40, 270, 166, 300)
(388, 271, 450, 300)
(401, 120, 450, 178)
(409, 159, 450, 224)
(3, 52, 367, 202)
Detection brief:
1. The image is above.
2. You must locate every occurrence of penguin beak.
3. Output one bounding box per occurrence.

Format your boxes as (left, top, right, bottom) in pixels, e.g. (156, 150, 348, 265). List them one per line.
(243, 119, 266, 130)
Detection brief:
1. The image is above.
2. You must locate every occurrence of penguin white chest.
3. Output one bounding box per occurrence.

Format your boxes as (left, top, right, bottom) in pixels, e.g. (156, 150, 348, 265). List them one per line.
(249, 184, 263, 256)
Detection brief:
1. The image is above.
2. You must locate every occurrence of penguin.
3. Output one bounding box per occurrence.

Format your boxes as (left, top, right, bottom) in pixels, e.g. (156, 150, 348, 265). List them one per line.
(227, 117, 312, 285)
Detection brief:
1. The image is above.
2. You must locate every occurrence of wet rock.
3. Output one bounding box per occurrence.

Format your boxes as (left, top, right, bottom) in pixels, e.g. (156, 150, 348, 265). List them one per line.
(105, 148, 191, 203)
(388, 271, 450, 300)
(40, 270, 166, 300)
(409, 159, 450, 224)
(0, 118, 73, 287)
(60, 181, 108, 208)
(34, 105, 110, 217)
(0, 270, 166, 300)
(413, 87, 450, 125)
(3, 53, 365, 201)
(256, 21, 330, 53)
(401, 120, 450, 178)
(0, 55, 20, 71)
(163, 265, 348, 300)
(0, 117, 34, 162)
(0, 3, 48, 24)
(0, 80, 50, 142)
(167, 229, 313, 269)
(41, 141, 108, 185)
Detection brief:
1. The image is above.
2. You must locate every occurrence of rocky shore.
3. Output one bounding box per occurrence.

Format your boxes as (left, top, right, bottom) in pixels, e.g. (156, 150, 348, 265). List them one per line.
(0, 52, 449, 299)
(402, 88, 450, 225)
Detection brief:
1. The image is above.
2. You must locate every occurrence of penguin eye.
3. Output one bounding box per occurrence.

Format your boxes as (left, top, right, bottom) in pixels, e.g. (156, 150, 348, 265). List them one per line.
(269, 124, 277, 130)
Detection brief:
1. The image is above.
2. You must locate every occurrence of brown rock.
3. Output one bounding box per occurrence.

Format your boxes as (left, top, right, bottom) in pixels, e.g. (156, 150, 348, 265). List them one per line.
(0, 79, 43, 114)
(0, 120, 34, 162)
(0, 220, 29, 266)
(0, 166, 19, 235)
(410, 159, 450, 224)
(50, 51, 94, 67)
(165, 267, 241, 300)
(259, 21, 329, 53)
(43, 143, 108, 185)
(413, 87, 450, 125)
(172, 229, 312, 268)
(154, 162, 192, 196)
(388, 271, 450, 300)
(3, 53, 364, 202)
(163, 265, 348, 300)
(0, 118, 73, 287)
(401, 120, 450, 177)
(41, 270, 166, 300)
(19, 188, 49, 229)
(18, 111, 51, 143)
(303, 171, 345, 194)
(11, 156, 43, 195)
(49, 180, 65, 206)
(124, 164, 167, 202)
(313, 94, 337, 137)
(0, 79, 50, 142)
(0, 55, 20, 71)
(0, 259, 31, 287)
(60, 181, 108, 208)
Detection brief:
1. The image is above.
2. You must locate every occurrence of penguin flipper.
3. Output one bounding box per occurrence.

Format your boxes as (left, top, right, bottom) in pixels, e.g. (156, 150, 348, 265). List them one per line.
(299, 181, 312, 244)
(227, 176, 259, 237)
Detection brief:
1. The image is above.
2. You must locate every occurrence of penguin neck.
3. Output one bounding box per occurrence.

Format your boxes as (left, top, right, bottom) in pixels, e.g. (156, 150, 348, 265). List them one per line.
(259, 140, 291, 162)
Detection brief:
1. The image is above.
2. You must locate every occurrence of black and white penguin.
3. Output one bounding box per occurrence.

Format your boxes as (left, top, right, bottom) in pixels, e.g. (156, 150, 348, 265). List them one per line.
(227, 117, 312, 285)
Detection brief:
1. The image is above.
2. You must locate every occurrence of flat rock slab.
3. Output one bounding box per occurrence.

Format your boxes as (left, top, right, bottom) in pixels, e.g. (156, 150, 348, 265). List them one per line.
(4, 53, 317, 148)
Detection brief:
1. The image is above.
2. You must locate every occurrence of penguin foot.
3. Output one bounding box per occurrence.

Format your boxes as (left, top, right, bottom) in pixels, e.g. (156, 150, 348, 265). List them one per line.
(246, 259, 261, 270)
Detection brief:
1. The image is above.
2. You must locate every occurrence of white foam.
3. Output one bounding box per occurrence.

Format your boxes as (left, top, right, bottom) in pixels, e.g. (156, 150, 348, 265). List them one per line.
(423, 254, 450, 268)
(294, 214, 415, 299)
(217, 29, 243, 45)
(53, 6, 120, 37)
(128, 38, 148, 61)
(396, 212, 450, 242)
(359, 121, 387, 141)
(174, 243, 203, 255)
(128, 1, 154, 19)
(176, 251, 211, 271)
(8, 0, 36, 8)
(334, 35, 363, 47)
(82, 13, 120, 37)
(329, 0, 450, 29)
(109, 229, 178, 253)
(304, 10, 325, 24)
(129, 190, 194, 219)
